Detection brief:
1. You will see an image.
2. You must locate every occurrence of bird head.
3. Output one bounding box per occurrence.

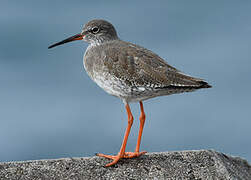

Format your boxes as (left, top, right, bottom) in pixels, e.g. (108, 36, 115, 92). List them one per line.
(48, 19, 118, 49)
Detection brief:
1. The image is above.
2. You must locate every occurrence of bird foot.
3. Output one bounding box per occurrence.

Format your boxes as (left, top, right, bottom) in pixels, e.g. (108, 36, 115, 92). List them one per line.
(96, 151, 147, 167)
(123, 151, 147, 158)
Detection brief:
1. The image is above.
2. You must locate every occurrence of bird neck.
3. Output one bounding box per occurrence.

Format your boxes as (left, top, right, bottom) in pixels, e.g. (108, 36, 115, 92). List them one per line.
(90, 37, 119, 47)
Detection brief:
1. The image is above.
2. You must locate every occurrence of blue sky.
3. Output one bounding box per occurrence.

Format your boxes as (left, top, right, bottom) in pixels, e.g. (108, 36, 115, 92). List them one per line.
(0, 0, 251, 163)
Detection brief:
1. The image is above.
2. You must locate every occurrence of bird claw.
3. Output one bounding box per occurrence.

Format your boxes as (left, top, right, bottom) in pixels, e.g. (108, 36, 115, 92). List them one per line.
(96, 151, 147, 167)
(123, 151, 147, 158)
(96, 153, 118, 160)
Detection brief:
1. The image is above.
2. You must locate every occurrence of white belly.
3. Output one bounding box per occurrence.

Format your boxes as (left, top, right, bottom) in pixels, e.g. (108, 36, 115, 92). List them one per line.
(92, 71, 127, 98)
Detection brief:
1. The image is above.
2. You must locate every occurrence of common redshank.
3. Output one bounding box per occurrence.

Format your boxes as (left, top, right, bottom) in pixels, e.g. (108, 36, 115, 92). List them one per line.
(48, 19, 211, 167)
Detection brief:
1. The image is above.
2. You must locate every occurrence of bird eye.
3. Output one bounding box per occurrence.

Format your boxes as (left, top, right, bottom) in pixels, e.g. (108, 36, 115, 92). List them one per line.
(91, 27, 99, 34)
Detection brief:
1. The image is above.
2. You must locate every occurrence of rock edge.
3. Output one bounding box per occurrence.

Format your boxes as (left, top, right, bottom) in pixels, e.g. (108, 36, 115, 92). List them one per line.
(0, 150, 250, 180)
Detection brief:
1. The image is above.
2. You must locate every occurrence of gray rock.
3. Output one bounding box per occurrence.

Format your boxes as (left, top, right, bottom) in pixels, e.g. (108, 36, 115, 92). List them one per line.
(0, 150, 250, 180)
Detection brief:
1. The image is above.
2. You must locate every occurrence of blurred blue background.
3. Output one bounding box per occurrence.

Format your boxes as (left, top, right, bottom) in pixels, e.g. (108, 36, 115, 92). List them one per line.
(1, 1, 251, 163)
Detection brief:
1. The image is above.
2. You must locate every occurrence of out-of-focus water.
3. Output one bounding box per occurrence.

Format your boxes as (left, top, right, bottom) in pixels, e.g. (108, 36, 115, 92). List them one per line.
(1, 0, 251, 162)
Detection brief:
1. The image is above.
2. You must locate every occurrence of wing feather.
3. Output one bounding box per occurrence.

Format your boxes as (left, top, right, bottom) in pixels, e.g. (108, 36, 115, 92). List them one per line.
(102, 40, 209, 89)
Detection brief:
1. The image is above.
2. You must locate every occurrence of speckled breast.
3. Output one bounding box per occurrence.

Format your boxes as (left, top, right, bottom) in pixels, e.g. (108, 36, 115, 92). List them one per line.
(83, 44, 134, 101)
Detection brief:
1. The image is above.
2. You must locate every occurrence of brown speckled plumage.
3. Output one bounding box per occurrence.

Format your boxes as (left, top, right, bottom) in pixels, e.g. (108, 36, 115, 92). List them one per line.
(48, 19, 212, 167)
(82, 20, 211, 103)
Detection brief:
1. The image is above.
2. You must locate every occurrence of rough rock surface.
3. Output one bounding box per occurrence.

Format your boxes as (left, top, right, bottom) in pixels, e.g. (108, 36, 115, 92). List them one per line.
(0, 150, 250, 180)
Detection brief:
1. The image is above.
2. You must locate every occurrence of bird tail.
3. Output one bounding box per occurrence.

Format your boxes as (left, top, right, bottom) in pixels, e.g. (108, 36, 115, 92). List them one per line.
(170, 71, 212, 89)
(197, 81, 212, 89)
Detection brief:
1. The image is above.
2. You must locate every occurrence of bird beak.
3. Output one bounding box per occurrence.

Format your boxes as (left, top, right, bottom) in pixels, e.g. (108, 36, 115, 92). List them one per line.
(48, 33, 84, 49)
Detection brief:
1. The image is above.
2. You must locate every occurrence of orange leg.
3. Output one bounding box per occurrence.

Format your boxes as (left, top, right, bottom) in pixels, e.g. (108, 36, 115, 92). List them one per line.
(96, 103, 134, 167)
(96, 102, 147, 166)
(123, 101, 147, 158)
